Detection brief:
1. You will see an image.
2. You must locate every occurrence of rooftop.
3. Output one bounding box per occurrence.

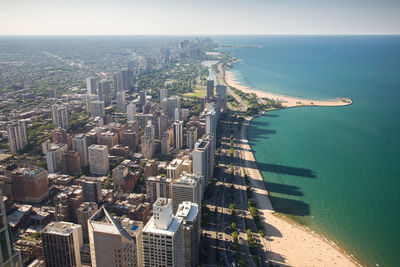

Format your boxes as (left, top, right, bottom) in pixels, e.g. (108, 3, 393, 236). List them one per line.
(41, 221, 81, 236)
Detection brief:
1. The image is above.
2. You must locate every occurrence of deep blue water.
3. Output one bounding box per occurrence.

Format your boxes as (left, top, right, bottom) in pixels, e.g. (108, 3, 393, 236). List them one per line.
(215, 36, 400, 267)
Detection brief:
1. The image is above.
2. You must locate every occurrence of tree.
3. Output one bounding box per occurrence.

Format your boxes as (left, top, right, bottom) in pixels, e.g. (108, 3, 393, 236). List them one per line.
(231, 222, 237, 230)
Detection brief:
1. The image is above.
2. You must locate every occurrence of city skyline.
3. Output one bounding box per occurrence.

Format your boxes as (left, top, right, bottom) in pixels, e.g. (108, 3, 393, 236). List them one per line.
(0, 0, 399, 35)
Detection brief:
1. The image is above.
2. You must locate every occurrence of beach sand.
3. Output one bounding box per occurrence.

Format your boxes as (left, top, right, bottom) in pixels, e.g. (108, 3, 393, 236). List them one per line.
(240, 116, 360, 267)
(225, 70, 352, 108)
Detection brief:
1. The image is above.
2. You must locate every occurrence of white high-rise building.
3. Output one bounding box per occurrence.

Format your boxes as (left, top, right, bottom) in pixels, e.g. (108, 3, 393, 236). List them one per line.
(206, 110, 217, 137)
(141, 136, 154, 160)
(41, 221, 83, 267)
(87, 77, 97, 94)
(88, 145, 109, 176)
(0, 189, 23, 266)
(88, 207, 137, 267)
(51, 104, 69, 129)
(46, 143, 67, 173)
(7, 120, 28, 154)
(117, 91, 126, 112)
(145, 121, 155, 141)
(159, 88, 168, 102)
(172, 172, 201, 213)
(192, 138, 211, 196)
(176, 202, 200, 267)
(173, 121, 183, 150)
(142, 198, 184, 267)
(72, 135, 89, 168)
(86, 93, 99, 113)
(127, 102, 137, 121)
(146, 176, 172, 204)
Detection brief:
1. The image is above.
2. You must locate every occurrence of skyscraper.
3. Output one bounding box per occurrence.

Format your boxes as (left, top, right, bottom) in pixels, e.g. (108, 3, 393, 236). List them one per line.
(171, 172, 201, 213)
(87, 77, 97, 94)
(159, 88, 168, 102)
(176, 201, 200, 267)
(142, 198, 184, 267)
(186, 126, 198, 151)
(72, 135, 89, 168)
(51, 104, 69, 129)
(0, 189, 23, 267)
(41, 221, 83, 267)
(6, 120, 28, 154)
(216, 84, 227, 111)
(77, 202, 98, 243)
(90, 100, 105, 118)
(146, 176, 172, 204)
(139, 90, 147, 106)
(206, 79, 214, 100)
(141, 136, 154, 160)
(173, 121, 183, 150)
(88, 145, 109, 176)
(126, 102, 136, 121)
(97, 80, 111, 106)
(81, 177, 103, 204)
(88, 207, 137, 267)
(117, 91, 126, 112)
(206, 110, 217, 137)
(192, 138, 211, 196)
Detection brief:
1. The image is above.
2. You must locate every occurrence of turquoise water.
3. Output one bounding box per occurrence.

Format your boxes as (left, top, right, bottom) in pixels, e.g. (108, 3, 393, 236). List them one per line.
(216, 36, 400, 267)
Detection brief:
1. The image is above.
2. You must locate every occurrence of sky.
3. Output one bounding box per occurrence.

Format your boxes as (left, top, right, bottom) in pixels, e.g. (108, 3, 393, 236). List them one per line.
(0, 0, 399, 35)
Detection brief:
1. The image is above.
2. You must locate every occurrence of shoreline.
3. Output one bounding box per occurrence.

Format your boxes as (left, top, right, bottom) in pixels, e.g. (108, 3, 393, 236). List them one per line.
(225, 69, 352, 108)
(222, 61, 361, 266)
(240, 115, 361, 267)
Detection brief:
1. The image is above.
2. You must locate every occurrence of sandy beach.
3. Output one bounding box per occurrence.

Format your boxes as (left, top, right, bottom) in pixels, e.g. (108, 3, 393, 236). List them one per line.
(225, 70, 352, 108)
(240, 116, 360, 267)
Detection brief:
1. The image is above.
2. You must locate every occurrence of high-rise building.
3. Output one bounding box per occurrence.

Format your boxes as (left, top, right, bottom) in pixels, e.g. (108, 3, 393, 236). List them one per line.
(41, 221, 83, 267)
(88, 145, 109, 176)
(216, 84, 227, 111)
(99, 131, 118, 148)
(7, 121, 28, 154)
(97, 80, 111, 106)
(112, 165, 129, 188)
(46, 143, 67, 173)
(206, 79, 214, 100)
(159, 88, 167, 102)
(186, 127, 198, 151)
(171, 172, 201, 213)
(146, 176, 172, 204)
(122, 130, 138, 151)
(117, 92, 126, 113)
(119, 69, 130, 91)
(142, 198, 184, 267)
(90, 100, 105, 118)
(192, 138, 211, 196)
(81, 177, 103, 203)
(166, 159, 183, 180)
(206, 110, 217, 137)
(160, 131, 169, 156)
(11, 167, 49, 203)
(51, 104, 69, 129)
(72, 135, 89, 168)
(126, 102, 136, 121)
(52, 128, 68, 144)
(141, 136, 154, 160)
(139, 90, 147, 106)
(88, 207, 137, 267)
(173, 121, 183, 150)
(161, 96, 181, 118)
(61, 150, 82, 176)
(85, 93, 99, 113)
(176, 202, 200, 267)
(77, 202, 98, 244)
(145, 121, 155, 141)
(0, 189, 23, 266)
(54, 186, 83, 223)
(87, 77, 97, 94)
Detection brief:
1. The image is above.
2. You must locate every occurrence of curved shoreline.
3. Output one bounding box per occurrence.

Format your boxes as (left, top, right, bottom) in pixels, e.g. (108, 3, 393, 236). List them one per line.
(240, 115, 361, 267)
(225, 69, 352, 108)
(224, 63, 361, 266)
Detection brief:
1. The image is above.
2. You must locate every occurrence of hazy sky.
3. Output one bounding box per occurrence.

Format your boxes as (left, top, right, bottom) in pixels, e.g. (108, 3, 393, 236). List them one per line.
(0, 0, 399, 35)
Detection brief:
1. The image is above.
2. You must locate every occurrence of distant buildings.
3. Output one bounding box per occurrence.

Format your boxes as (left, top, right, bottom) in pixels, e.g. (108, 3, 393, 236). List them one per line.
(41, 221, 83, 267)
(142, 198, 184, 267)
(7, 121, 28, 154)
(0, 189, 23, 266)
(51, 104, 69, 129)
(88, 207, 137, 267)
(159, 88, 168, 102)
(87, 77, 97, 94)
(88, 145, 109, 176)
(206, 79, 214, 100)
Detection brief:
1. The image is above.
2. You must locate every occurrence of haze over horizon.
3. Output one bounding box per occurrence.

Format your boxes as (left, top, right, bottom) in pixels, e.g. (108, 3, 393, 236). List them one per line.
(0, 0, 399, 36)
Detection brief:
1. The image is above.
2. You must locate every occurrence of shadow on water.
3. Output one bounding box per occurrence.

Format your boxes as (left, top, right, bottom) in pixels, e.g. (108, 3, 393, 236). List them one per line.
(265, 113, 279, 118)
(268, 196, 310, 216)
(265, 182, 304, 196)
